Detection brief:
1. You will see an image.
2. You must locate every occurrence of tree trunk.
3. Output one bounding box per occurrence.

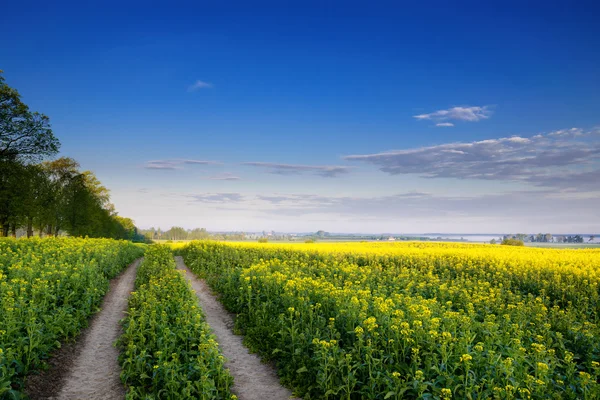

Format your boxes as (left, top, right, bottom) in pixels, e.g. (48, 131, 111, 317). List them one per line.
(10, 223, 16, 238)
(27, 217, 33, 238)
(0, 215, 7, 237)
(46, 224, 53, 236)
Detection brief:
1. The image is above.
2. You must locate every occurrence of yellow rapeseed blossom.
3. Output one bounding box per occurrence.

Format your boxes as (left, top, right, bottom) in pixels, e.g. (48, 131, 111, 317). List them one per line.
(179, 240, 600, 399)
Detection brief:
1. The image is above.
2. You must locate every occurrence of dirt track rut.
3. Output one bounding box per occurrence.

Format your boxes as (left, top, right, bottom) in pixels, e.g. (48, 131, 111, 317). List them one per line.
(175, 256, 298, 400)
(26, 258, 141, 399)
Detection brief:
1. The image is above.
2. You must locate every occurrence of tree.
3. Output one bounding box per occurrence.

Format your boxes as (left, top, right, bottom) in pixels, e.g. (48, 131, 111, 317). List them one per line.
(114, 216, 137, 241)
(0, 72, 141, 240)
(189, 228, 210, 240)
(41, 157, 80, 235)
(515, 233, 528, 242)
(0, 71, 59, 162)
(0, 160, 24, 236)
(166, 226, 187, 241)
(16, 163, 48, 237)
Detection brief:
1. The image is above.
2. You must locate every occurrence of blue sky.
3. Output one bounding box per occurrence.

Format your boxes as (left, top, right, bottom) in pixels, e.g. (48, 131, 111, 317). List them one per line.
(2, 1, 599, 233)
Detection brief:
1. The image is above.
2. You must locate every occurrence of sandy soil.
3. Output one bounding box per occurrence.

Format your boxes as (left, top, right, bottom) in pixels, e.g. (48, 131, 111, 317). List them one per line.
(25, 258, 142, 400)
(175, 256, 299, 400)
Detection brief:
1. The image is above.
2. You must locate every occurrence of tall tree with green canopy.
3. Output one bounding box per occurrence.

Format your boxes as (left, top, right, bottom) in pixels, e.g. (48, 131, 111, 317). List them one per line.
(0, 70, 60, 236)
(0, 70, 60, 161)
(0, 71, 141, 240)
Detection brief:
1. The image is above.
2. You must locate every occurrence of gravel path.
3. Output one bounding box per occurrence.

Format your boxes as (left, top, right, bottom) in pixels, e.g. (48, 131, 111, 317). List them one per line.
(26, 258, 141, 400)
(175, 256, 298, 400)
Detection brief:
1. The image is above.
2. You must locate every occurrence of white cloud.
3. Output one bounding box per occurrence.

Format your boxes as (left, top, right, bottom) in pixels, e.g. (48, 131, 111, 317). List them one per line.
(547, 127, 584, 137)
(204, 173, 242, 181)
(344, 128, 600, 190)
(188, 80, 213, 91)
(436, 122, 454, 127)
(145, 160, 180, 170)
(414, 106, 492, 122)
(145, 159, 221, 170)
(242, 162, 353, 178)
(188, 193, 243, 203)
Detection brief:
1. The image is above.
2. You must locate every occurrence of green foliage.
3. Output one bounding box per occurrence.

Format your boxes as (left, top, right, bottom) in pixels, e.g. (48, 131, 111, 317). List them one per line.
(502, 238, 525, 246)
(0, 156, 142, 239)
(0, 70, 138, 240)
(0, 70, 60, 162)
(258, 238, 268, 243)
(0, 237, 143, 398)
(181, 241, 600, 400)
(118, 246, 234, 399)
(141, 227, 247, 242)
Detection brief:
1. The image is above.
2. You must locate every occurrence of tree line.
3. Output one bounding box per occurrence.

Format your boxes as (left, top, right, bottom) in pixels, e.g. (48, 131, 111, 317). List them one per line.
(140, 227, 247, 241)
(502, 233, 589, 244)
(1, 70, 142, 240)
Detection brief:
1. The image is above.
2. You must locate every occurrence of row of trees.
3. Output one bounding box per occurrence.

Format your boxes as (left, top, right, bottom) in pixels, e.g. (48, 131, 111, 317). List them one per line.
(0, 157, 141, 239)
(1, 70, 141, 239)
(503, 233, 590, 244)
(140, 227, 247, 241)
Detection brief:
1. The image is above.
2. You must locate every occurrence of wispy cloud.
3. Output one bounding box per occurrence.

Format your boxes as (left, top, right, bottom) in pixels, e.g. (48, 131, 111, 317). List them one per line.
(181, 159, 221, 165)
(242, 162, 352, 177)
(204, 173, 242, 181)
(144, 159, 221, 170)
(189, 193, 244, 203)
(414, 106, 492, 123)
(188, 80, 213, 92)
(344, 128, 600, 190)
(145, 160, 180, 170)
(436, 122, 454, 127)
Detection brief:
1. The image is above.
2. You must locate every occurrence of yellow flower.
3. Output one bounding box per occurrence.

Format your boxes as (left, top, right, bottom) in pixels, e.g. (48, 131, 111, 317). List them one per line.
(460, 354, 473, 363)
(441, 388, 452, 399)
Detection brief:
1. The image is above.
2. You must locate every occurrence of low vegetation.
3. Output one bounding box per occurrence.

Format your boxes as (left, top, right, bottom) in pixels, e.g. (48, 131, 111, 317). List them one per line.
(181, 241, 600, 399)
(118, 245, 233, 399)
(0, 237, 143, 398)
(501, 238, 525, 246)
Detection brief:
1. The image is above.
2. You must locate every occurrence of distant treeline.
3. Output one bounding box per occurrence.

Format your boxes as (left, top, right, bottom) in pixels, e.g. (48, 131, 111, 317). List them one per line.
(143, 228, 455, 243)
(141, 227, 248, 241)
(502, 233, 592, 243)
(1, 70, 142, 240)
